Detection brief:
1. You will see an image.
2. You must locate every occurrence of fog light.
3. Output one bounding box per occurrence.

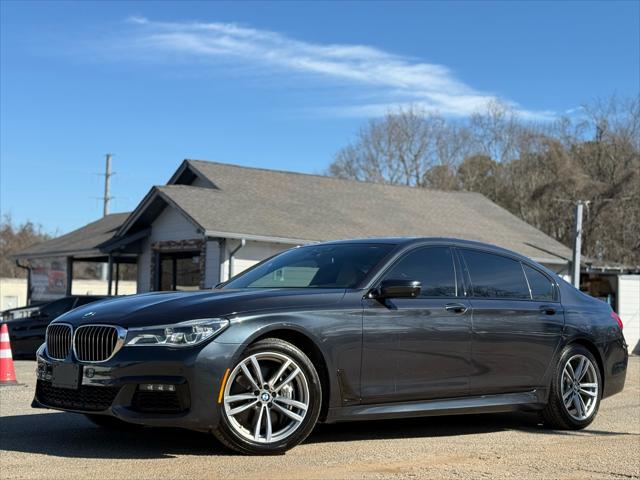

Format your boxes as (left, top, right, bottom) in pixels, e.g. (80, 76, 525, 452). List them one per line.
(139, 383, 176, 392)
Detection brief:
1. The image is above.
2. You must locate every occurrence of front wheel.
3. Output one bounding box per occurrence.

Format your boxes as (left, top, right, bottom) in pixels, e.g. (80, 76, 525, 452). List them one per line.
(541, 344, 602, 429)
(213, 338, 322, 455)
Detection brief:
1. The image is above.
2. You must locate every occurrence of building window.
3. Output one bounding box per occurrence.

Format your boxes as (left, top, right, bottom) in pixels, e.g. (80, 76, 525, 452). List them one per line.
(158, 252, 201, 291)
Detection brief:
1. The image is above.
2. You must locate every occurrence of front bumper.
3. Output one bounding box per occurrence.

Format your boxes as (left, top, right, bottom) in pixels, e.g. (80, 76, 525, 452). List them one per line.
(601, 335, 628, 399)
(33, 340, 243, 432)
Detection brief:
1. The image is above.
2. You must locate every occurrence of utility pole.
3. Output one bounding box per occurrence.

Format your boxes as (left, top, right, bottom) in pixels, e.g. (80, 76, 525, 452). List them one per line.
(100, 153, 114, 284)
(571, 201, 586, 289)
(102, 153, 114, 217)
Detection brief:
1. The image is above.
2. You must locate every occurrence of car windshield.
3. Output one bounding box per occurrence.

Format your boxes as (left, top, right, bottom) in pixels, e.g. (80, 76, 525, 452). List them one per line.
(223, 244, 394, 289)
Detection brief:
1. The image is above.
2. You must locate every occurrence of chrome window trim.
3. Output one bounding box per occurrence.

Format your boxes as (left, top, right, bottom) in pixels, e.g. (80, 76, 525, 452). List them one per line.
(72, 324, 127, 363)
(45, 322, 73, 361)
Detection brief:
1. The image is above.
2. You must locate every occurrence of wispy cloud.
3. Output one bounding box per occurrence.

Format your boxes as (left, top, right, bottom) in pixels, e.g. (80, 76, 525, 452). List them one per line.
(121, 16, 555, 120)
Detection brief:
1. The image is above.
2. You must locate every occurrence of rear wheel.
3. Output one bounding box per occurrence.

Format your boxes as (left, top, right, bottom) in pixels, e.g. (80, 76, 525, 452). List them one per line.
(213, 338, 322, 455)
(541, 344, 601, 429)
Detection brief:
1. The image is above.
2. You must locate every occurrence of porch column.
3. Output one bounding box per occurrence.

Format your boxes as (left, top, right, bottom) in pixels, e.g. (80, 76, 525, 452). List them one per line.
(66, 257, 74, 296)
(107, 254, 114, 296)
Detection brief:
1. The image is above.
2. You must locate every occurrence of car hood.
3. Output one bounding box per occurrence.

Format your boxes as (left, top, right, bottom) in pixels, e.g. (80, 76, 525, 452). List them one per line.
(53, 289, 347, 328)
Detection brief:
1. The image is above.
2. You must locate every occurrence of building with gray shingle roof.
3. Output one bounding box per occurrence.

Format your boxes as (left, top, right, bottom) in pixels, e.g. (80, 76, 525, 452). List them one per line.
(15, 213, 130, 260)
(117, 159, 571, 263)
(17, 159, 573, 297)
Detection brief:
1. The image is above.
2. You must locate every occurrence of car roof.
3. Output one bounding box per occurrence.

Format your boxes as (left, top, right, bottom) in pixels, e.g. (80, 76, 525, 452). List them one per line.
(309, 237, 417, 246)
(307, 237, 535, 263)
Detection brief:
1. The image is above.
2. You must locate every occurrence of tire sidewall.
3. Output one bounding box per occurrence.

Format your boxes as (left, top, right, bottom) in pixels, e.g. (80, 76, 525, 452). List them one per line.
(553, 345, 602, 428)
(216, 339, 322, 454)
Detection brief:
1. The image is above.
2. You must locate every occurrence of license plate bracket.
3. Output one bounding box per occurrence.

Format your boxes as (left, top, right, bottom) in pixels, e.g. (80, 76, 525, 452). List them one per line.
(51, 363, 81, 389)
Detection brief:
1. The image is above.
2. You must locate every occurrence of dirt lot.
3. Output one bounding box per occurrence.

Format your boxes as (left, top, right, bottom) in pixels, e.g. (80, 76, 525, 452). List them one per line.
(1, 358, 639, 480)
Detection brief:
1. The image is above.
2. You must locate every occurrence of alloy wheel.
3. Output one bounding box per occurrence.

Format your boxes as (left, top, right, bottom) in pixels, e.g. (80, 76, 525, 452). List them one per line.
(560, 354, 599, 421)
(223, 351, 310, 444)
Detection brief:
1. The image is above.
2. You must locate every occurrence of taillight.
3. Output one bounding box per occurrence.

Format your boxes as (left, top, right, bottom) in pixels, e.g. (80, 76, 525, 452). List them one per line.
(611, 311, 623, 330)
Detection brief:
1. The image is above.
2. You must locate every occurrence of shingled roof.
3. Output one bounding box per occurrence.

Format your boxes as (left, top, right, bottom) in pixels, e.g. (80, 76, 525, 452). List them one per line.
(117, 160, 572, 264)
(15, 212, 131, 259)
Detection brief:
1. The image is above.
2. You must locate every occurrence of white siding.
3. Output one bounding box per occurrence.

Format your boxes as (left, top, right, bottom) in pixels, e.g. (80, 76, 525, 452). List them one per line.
(0, 278, 27, 310)
(137, 240, 151, 293)
(150, 207, 200, 242)
(136, 206, 202, 293)
(219, 240, 292, 282)
(134, 206, 295, 291)
(618, 275, 640, 354)
(204, 240, 221, 288)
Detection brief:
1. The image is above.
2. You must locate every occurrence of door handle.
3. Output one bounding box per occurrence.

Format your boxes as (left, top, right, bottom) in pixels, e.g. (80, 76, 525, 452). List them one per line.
(445, 303, 468, 314)
(539, 305, 556, 315)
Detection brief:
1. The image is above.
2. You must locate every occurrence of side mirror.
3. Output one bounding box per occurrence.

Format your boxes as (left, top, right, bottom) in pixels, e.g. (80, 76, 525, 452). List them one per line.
(371, 279, 421, 299)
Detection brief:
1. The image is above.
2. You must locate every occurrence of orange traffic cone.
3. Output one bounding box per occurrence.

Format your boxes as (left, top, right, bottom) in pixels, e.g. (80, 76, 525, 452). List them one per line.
(0, 323, 18, 384)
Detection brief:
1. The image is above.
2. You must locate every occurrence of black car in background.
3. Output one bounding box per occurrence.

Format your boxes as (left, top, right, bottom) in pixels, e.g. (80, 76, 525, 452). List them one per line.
(0, 302, 46, 323)
(33, 238, 628, 454)
(3, 296, 107, 358)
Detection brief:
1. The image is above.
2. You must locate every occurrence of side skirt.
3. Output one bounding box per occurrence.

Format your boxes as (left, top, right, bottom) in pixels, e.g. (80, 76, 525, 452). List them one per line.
(325, 390, 546, 423)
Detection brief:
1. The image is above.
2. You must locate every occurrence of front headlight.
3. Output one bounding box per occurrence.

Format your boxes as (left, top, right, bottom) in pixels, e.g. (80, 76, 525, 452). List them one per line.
(124, 318, 229, 347)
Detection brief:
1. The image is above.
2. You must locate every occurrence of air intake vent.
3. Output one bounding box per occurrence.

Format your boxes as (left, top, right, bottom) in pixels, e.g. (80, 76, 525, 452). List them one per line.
(46, 324, 72, 360)
(36, 380, 120, 411)
(74, 325, 122, 362)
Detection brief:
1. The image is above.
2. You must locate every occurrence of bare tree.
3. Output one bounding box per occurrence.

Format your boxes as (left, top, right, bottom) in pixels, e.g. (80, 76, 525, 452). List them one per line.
(467, 100, 529, 163)
(0, 215, 51, 278)
(330, 106, 469, 187)
(571, 96, 640, 264)
(328, 95, 640, 265)
(457, 154, 502, 200)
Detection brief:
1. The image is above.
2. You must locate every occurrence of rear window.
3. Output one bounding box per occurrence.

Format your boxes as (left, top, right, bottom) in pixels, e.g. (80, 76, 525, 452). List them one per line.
(523, 265, 555, 301)
(461, 250, 530, 299)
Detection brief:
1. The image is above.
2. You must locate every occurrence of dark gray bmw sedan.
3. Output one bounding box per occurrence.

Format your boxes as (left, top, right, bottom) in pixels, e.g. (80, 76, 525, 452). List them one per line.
(33, 238, 628, 454)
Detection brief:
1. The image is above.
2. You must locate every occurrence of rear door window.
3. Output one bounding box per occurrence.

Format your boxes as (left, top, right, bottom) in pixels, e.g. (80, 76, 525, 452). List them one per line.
(523, 265, 556, 301)
(461, 250, 530, 299)
(382, 246, 457, 297)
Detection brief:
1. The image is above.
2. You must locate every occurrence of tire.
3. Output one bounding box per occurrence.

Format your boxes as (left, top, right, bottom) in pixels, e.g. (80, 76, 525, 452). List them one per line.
(85, 414, 143, 431)
(212, 338, 322, 455)
(541, 344, 602, 430)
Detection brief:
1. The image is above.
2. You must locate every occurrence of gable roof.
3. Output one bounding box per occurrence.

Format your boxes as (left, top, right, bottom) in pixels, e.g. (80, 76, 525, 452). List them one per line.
(118, 159, 572, 264)
(15, 213, 131, 260)
(166, 159, 218, 188)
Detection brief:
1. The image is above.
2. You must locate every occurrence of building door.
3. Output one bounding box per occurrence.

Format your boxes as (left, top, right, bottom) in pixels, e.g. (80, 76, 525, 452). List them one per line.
(158, 251, 201, 291)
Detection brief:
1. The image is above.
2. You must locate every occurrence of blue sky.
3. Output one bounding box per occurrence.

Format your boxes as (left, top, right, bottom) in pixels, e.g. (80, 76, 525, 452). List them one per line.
(1, 1, 638, 234)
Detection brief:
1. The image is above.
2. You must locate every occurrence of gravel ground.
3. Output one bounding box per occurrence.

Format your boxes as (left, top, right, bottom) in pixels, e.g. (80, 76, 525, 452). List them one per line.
(1, 358, 639, 480)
